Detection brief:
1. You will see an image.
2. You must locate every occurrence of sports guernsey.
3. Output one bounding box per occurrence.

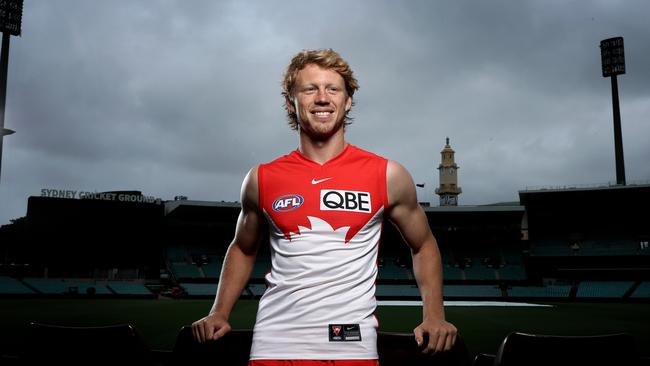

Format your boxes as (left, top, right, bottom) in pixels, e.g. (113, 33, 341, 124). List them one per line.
(251, 144, 388, 360)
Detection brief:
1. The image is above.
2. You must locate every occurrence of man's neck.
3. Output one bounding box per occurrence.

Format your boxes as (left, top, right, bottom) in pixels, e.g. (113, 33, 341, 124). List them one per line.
(298, 130, 347, 165)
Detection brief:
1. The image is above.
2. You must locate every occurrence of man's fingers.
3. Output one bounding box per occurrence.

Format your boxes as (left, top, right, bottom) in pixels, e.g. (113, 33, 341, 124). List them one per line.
(444, 332, 456, 351)
(200, 321, 210, 344)
(413, 327, 424, 346)
(213, 323, 231, 340)
(426, 332, 439, 354)
(191, 323, 200, 343)
(435, 331, 447, 352)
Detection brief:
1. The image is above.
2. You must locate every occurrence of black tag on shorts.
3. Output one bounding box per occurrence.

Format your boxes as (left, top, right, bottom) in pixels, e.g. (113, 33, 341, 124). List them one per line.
(329, 324, 362, 342)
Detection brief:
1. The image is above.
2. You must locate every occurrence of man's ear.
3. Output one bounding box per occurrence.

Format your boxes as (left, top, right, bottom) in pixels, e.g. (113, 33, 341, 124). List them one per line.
(286, 95, 296, 114)
(345, 95, 352, 112)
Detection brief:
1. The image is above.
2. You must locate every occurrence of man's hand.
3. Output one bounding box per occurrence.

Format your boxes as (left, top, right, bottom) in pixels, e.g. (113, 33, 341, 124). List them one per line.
(414, 318, 458, 354)
(191, 313, 232, 343)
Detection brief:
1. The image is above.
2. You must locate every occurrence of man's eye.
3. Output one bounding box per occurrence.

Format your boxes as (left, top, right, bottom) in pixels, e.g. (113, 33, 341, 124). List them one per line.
(303, 87, 316, 93)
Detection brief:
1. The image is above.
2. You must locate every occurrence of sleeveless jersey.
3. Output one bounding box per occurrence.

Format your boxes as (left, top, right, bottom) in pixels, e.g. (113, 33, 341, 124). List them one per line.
(251, 144, 388, 360)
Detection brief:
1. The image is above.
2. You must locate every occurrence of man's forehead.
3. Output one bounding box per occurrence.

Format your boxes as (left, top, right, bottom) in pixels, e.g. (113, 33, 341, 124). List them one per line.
(296, 64, 344, 84)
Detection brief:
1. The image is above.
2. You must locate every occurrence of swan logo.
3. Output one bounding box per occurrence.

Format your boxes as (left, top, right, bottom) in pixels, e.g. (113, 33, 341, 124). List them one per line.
(272, 194, 304, 212)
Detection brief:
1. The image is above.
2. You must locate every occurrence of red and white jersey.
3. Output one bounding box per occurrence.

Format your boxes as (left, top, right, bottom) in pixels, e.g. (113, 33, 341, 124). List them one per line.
(250, 144, 388, 360)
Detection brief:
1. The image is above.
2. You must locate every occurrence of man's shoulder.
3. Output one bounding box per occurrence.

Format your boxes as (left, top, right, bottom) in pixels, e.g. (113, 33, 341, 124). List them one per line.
(261, 149, 299, 166)
(348, 144, 388, 162)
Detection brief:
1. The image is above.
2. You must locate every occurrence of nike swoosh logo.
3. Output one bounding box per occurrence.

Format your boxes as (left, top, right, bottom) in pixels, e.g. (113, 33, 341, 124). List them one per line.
(311, 177, 333, 184)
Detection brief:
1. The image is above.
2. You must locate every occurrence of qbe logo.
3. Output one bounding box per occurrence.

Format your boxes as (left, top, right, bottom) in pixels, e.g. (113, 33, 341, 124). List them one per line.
(272, 194, 304, 212)
(320, 190, 371, 213)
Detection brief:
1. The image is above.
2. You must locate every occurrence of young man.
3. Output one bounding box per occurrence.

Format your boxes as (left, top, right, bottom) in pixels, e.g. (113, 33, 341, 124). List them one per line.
(192, 49, 457, 365)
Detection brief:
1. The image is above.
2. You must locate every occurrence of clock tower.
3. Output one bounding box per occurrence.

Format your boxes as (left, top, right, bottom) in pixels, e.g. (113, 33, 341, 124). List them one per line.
(435, 137, 462, 206)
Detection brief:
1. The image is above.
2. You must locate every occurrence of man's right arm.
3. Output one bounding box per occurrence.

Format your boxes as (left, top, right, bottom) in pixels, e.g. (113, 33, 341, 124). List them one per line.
(191, 165, 264, 343)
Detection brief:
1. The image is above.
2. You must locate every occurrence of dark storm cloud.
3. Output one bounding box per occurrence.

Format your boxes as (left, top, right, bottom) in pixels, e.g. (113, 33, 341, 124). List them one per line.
(1, 0, 649, 224)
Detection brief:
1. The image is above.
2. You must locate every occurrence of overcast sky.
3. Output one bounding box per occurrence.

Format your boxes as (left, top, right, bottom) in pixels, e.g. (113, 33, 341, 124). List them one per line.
(1, 0, 649, 225)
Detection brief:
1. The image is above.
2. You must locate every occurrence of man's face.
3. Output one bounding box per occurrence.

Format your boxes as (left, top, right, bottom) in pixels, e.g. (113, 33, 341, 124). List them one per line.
(288, 64, 352, 140)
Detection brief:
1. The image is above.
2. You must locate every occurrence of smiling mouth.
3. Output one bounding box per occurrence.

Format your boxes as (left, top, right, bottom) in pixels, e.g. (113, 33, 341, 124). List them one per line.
(313, 111, 333, 118)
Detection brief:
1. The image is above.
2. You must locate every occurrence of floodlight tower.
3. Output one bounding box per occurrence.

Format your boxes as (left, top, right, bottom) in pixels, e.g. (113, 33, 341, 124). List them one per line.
(0, 0, 23, 183)
(600, 37, 626, 186)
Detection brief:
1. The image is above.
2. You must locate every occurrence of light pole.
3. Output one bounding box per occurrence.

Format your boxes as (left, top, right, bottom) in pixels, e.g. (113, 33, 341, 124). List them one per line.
(0, 0, 23, 183)
(600, 37, 626, 186)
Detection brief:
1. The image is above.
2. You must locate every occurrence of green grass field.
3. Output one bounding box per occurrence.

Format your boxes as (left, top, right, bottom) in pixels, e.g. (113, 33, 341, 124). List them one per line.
(2, 299, 649, 360)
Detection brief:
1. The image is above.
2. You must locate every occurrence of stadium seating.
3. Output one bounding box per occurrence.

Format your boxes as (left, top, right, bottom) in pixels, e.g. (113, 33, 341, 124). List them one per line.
(473, 331, 640, 366)
(0, 276, 35, 295)
(506, 285, 572, 298)
(21, 322, 155, 365)
(247, 283, 267, 297)
(106, 281, 154, 296)
(22, 278, 111, 295)
(462, 259, 497, 280)
(250, 258, 271, 280)
(201, 259, 223, 279)
(442, 264, 463, 280)
(376, 284, 421, 298)
(496, 265, 526, 281)
(378, 257, 413, 280)
(575, 281, 634, 298)
(170, 262, 202, 279)
(172, 325, 471, 366)
(631, 281, 650, 298)
(179, 283, 218, 297)
(443, 285, 502, 298)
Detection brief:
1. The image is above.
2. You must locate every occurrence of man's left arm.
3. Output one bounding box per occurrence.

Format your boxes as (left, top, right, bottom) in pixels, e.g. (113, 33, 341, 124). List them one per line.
(385, 160, 458, 353)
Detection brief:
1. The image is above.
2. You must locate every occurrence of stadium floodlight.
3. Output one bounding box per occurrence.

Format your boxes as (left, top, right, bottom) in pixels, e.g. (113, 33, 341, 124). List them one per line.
(600, 37, 626, 186)
(0, 0, 23, 184)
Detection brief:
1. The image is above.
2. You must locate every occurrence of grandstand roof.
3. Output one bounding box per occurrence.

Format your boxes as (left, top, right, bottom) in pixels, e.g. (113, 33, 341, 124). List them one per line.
(424, 204, 524, 213)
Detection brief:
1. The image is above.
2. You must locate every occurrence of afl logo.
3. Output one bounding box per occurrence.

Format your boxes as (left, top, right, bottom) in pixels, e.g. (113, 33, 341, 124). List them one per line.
(273, 194, 304, 212)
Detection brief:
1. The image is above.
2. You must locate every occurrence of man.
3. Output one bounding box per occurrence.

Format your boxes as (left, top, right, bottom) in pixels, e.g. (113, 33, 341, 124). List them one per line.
(192, 49, 457, 365)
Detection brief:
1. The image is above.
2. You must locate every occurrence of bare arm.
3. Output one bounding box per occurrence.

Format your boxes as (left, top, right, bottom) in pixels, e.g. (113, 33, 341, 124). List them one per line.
(192, 165, 265, 342)
(385, 160, 457, 353)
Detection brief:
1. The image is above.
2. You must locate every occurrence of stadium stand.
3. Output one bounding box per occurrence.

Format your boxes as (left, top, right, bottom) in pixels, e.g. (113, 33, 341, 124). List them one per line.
(462, 259, 497, 280)
(378, 257, 413, 281)
(443, 285, 502, 298)
(201, 260, 222, 279)
(247, 283, 267, 297)
(0, 276, 35, 295)
(170, 262, 202, 279)
(497, 265, 526, 281)
(179, 283, 218, 297)
(506, 285, 572, 298)
(575, 281, 634, 298)
(376, 284, 421, 298)
(250, 259, 271, 280)
(631, 281, 650, 298)
(22, 278, 112, 295)
(442, 264, 463, 280)
(106, 281, 154, 297)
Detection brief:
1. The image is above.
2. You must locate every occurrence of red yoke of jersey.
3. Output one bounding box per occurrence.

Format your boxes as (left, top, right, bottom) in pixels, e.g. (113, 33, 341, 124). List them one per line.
(259, 144, 388, 244)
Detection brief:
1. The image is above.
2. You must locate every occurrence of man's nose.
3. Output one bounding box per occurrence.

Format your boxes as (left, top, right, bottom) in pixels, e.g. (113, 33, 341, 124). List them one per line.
(315, 89, 330, 104)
